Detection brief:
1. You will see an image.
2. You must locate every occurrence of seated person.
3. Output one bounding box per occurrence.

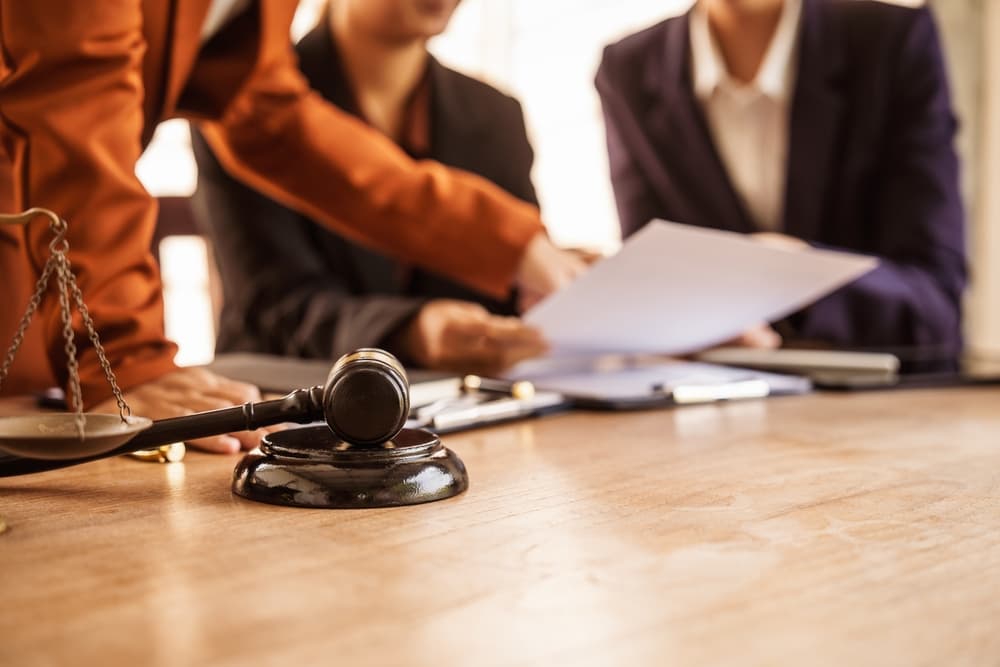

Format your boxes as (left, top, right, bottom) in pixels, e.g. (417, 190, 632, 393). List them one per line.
(596, 0, 967, 357)
(1, 0, 583, 454)
(191, 0, 545, 374)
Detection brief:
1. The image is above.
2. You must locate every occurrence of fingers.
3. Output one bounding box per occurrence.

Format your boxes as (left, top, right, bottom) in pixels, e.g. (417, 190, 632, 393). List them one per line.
(169, 393, 239, 415)
(397, 299, 549, 373)
(516, 233, 587, 297)
(483, 316, 545, 347)
(445, 310, 541, 346)
(162, 367, 261, 404)
(565, 247, 604, 266)
(481, 336, 547, 372)
(442, 315, 548, 372)
(184, 426, 272, 454)
(752, 232, 810, 252)
(231, 428, 268, 451)
(186, 435, 242, 455)
(91, 369, 267, 455)
(734, 324, 782, 349)
(518, 288, 544, 313)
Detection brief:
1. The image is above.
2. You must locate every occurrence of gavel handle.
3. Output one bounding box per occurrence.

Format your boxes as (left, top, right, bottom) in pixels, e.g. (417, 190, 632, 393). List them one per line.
(0, 386, 325, 477)
(127, 386, 325, 449)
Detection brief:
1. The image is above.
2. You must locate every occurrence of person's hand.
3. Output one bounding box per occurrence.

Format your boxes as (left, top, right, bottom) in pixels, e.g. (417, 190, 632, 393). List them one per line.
(753, 232, 810, 252)
(723, 323, 782, 349)
(398, 300, 548, 375)
(515, 232, 587, 311)
(92, 367, 270, 454)
(565, 247, 605, 266)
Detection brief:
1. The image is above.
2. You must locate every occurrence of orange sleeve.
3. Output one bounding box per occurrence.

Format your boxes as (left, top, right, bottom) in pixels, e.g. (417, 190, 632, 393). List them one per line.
(0, 1, 177, 406)
(195, 9, 543, 301)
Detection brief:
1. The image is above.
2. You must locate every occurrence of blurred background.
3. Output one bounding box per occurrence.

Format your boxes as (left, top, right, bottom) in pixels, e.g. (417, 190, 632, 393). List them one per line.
(139, 0, 1000, 366)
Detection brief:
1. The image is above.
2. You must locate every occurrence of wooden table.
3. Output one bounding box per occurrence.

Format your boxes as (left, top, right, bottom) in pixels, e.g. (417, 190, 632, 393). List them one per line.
(1, 387, 999, 666)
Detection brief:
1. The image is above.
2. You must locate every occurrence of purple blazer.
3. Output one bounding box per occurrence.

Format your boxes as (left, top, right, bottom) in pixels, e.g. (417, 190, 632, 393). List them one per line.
(596, 0, 966, 356)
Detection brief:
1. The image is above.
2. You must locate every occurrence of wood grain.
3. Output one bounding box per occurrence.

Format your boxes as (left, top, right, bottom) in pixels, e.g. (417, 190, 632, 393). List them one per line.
(1, 387, 1000, 666)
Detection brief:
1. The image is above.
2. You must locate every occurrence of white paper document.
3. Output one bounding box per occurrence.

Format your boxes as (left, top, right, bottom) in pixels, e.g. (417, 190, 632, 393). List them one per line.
(525, 221, 878, 355)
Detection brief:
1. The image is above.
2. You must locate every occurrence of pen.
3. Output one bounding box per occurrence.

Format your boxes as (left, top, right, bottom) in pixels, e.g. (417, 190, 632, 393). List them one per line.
(462, 375, 535, 399)
(431, 396, 532, 431)
(430, 392, 565, 432)
(669, 379, 771, 404)
(411, 394, 480, 424)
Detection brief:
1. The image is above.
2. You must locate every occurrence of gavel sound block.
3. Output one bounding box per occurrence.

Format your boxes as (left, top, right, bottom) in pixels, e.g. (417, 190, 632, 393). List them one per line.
(232, 349, 469, 509)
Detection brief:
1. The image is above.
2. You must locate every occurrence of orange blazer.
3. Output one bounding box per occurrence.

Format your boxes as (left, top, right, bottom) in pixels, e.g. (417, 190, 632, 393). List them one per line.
(0, 0, 542, 404)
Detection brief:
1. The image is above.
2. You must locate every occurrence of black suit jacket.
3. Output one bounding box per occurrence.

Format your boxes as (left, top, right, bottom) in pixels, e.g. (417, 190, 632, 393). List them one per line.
(191, 21, 537, 361)
(596, 0, 966, 355)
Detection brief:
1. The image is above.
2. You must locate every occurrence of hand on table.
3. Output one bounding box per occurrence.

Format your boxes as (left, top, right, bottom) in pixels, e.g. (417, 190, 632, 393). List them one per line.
(398, 299, 548, 375)
(92, 367, 271, 454)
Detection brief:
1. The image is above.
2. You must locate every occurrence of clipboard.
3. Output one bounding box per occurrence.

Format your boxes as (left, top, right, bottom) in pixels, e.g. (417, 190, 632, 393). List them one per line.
(506, 356, 812, 410)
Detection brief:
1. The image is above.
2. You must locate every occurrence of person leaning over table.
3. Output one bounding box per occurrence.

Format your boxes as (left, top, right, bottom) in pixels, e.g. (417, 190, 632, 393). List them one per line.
(596, 0, 966, 356)
(0, 0, 585, 453)
(191, 0, 546, 376)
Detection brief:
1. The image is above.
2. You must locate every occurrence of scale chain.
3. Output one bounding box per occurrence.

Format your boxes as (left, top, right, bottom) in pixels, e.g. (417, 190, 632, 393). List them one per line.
(0, 208, 134, 434)
(54, 245, 86, 436)
(0, 257, 57, 394)
(67, 264, 131, 419)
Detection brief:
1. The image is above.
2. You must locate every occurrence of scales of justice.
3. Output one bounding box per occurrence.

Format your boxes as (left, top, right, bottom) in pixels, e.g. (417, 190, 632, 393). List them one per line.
(0, 208, 468, 508)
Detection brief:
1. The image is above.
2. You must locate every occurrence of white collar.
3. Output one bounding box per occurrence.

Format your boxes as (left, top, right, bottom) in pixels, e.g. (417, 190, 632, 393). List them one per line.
(690, 0, 803, 102)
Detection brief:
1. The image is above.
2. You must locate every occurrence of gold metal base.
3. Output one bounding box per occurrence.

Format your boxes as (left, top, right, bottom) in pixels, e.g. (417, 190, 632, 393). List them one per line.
(128, 443, 186, 463)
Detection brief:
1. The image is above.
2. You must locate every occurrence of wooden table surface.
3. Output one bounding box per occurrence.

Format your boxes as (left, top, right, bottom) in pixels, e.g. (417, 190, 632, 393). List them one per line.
(1, 387, 999, 666)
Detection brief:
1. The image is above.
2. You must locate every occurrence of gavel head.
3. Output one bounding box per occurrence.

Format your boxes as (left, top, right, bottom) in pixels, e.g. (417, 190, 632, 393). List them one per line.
(321, 348, 410, 446)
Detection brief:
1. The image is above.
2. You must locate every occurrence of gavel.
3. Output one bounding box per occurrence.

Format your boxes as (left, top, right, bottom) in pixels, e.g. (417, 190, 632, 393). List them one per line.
(0, 350, 468, 508)
(139, 347, 412, 448)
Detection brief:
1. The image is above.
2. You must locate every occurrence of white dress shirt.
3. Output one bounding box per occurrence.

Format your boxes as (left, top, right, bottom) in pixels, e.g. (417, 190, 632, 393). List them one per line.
(201, 0, 253, 43)
(689, 0, 803, 232)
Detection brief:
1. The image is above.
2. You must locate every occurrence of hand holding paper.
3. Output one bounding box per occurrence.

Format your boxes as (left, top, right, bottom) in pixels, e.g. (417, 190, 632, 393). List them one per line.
(525, 221, 878, 355)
